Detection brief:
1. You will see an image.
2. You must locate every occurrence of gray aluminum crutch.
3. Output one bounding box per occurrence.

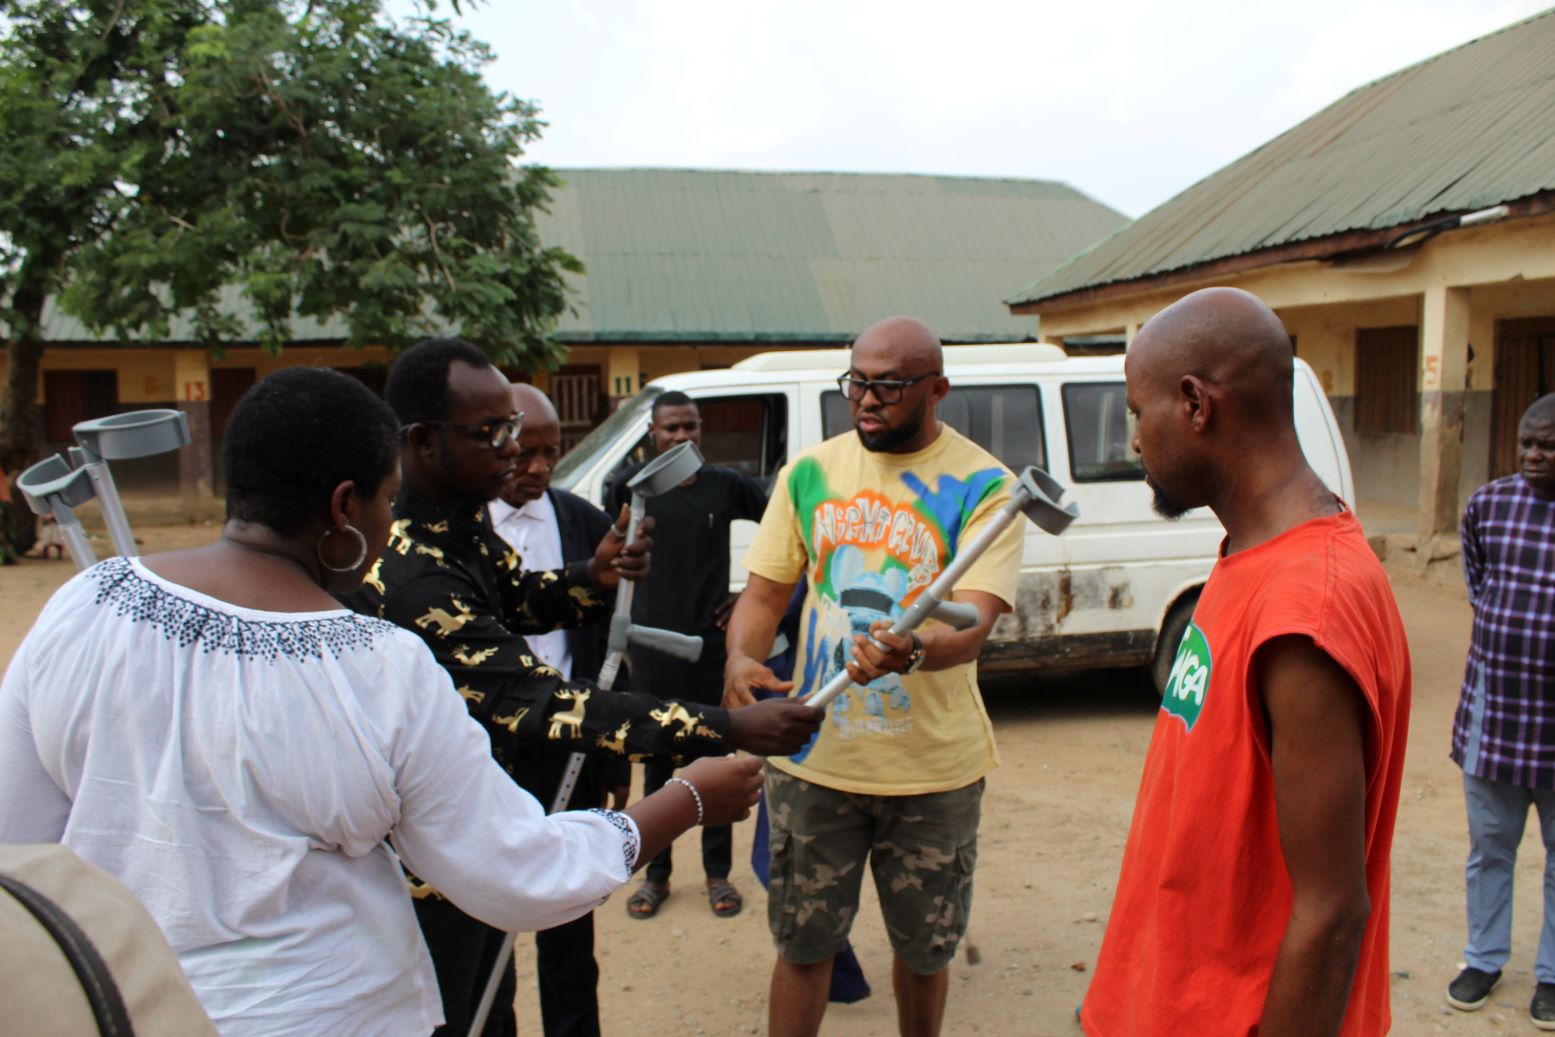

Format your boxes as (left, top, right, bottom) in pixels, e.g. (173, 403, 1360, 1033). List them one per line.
(548, 439, 709, 816)
(468, 440, 710, 1037)
(804, 466, 1080, 710)
(17, 410, 191, 572)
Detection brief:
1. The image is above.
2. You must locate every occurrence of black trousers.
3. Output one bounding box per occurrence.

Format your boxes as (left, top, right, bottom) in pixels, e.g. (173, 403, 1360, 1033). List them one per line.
(535, 913, 601, 1037)
(418, 882, 603, 1037)
(419, 742, 607, 1037)
(418, 895, 516, 1037)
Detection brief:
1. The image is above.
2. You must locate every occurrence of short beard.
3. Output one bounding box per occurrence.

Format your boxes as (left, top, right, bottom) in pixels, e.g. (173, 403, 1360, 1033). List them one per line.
(1146, 474, 1191, 520)
(857, 408, 925, 453)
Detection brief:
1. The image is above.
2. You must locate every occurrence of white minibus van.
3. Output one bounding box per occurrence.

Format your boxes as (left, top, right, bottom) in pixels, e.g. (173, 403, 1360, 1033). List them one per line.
(553, 344, 1354, 693)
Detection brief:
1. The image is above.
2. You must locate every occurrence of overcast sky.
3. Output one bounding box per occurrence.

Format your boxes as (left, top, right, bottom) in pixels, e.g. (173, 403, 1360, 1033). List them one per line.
(408, 0, 1550, 218)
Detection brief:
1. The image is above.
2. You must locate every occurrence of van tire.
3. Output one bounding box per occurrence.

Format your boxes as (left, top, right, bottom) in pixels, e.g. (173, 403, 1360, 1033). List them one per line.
(1150, 592, 1200, 697)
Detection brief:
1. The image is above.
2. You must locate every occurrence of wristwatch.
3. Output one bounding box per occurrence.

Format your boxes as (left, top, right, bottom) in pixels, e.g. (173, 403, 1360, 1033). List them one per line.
(902, 632, 927, 674)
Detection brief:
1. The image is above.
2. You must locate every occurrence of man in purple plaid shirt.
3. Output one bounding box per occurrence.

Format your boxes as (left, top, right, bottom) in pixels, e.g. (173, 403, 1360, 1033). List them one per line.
(1446, 392, 1555, 1028)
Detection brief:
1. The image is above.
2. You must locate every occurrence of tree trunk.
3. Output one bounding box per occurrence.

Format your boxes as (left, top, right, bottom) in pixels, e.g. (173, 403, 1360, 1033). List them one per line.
(0, 278, 47, 476)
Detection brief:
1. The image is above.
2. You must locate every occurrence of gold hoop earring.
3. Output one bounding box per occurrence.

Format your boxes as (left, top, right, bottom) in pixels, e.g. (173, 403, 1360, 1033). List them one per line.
(317, 525, 369, 574)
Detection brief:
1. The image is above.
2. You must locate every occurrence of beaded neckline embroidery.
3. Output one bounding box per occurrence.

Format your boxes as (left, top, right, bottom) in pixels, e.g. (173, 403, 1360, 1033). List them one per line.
(88, 557, 394, 662)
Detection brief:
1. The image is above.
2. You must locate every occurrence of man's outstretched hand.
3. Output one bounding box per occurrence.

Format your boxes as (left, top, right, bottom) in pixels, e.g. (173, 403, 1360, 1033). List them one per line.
(724, 697, 822, 757)
(723, 654, 795, 709)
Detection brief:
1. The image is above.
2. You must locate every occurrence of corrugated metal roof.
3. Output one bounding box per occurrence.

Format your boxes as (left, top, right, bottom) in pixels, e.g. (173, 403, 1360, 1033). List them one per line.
(41, 169, 1124, 345)
(536, 169, 1125, 342)
(40, 281, 352, 345)
(1008, 8, 1555, 308)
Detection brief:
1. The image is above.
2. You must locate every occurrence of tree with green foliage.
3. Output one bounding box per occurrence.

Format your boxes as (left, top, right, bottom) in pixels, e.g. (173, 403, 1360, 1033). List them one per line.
(0, 0, 579, 474)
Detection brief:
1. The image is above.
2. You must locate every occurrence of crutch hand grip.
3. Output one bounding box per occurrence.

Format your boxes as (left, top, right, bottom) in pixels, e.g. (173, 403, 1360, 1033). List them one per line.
(930, 599, 981, 630)
(627, 626, 704, 662)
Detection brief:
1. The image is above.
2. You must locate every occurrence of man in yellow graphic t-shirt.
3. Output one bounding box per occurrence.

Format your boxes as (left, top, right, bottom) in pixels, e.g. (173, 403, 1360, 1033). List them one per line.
(724, 316, 1023, 1037)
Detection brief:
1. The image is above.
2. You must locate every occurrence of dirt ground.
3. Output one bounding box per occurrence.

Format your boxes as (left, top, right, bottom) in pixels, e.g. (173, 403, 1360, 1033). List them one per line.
(1, 524, 1547, 1035)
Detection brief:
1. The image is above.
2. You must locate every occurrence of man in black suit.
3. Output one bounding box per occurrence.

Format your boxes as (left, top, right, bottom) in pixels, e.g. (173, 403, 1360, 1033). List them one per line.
(487, 382, 629, 1037)
(609, 392, 769, 920)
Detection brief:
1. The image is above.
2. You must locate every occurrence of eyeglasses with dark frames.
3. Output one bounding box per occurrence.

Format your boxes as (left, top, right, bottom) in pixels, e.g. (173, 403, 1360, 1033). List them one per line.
(409, 412, 524, 450)
(835, 372, 940, 405)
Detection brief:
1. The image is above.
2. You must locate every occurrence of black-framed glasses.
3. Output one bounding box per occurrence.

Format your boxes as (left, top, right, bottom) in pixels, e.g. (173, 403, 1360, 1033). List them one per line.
(835, 372, 940, 405)
(411, 412, 524, 450)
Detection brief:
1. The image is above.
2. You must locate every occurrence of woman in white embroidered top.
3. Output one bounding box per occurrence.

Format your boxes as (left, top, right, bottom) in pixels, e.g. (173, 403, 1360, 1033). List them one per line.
(0, 368, 762, 1036)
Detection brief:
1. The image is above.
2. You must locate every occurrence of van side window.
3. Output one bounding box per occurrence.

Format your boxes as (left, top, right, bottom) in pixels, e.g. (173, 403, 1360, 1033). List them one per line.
(1063, 382, 1144, 482)
(601, 394, 788, 494)
(821, 385, 1045, 472)
(698, 394, 788, 482)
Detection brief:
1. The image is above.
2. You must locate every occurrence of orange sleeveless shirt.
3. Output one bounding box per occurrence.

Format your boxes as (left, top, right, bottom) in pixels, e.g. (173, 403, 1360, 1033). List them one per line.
(1081, 511, 1410, 1036)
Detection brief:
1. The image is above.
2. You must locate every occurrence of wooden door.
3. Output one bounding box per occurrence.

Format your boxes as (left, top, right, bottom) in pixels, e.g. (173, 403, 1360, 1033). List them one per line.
(42, 370, 118, 445)
(210, 368, 257, 493)
(1490, 318, 1555, 478)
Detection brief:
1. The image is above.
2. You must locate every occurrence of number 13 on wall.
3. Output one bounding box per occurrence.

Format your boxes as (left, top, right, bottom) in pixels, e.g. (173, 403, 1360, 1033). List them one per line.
(182, 381, 208, 402)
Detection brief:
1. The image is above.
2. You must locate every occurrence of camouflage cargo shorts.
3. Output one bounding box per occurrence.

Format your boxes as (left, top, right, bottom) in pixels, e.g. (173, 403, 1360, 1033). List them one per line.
(764, 764, 983, 975)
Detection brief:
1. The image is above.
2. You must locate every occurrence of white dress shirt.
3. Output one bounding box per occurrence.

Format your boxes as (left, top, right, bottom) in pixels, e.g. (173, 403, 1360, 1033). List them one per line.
(489, 492, 573, 679)
(0, 557, 638, 1036)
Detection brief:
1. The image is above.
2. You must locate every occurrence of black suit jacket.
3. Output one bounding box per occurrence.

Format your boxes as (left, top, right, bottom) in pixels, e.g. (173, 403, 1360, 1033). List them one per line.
(536, 488, 630, 807)
(550, 487, 614, 682)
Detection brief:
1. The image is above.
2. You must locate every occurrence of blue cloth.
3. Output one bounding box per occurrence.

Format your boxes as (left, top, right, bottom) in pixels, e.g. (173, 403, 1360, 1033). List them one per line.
(751, 579, 871, 1004)
(1463, 772, 1555, 982)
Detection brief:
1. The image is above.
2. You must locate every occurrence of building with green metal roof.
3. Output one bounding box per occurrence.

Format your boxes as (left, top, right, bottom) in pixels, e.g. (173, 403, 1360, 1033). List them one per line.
(1007, 8, 1555, 543)
(535, 168, 1124, 443)
(13, 168, 1124, 497)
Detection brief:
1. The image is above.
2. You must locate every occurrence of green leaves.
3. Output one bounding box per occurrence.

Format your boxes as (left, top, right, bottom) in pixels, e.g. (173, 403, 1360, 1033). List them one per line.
(0, 0, 578, 465)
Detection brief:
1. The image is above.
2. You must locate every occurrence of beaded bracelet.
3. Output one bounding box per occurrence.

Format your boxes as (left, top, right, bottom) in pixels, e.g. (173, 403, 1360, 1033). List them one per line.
(666, 776, 705, 825)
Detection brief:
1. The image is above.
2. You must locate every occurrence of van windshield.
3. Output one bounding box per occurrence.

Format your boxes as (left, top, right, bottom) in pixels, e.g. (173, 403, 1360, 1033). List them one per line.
(554, 385, 662, 490)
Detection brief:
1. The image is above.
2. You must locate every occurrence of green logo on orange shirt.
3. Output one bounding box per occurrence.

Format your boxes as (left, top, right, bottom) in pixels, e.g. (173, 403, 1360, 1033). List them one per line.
(1161, 621, 1211, 731)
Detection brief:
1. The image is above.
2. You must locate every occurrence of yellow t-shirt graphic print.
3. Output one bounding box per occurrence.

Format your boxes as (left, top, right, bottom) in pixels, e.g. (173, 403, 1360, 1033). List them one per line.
(744, 426, 1024, 796)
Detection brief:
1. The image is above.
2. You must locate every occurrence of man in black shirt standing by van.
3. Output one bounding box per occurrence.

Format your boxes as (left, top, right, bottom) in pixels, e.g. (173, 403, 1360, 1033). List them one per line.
(610, 391, 769, 920)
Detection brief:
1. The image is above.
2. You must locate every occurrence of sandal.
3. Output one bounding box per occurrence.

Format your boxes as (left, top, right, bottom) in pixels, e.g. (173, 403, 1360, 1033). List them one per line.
(626, 881, 669, 919)
(707, 878, 743, 919)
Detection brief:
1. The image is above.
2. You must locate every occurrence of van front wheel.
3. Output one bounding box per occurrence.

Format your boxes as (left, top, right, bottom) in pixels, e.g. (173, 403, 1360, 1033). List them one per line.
(1150, 592, 1200, 698)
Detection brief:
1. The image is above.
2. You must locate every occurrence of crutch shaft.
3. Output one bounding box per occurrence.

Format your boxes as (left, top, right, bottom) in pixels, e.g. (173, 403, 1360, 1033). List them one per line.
(805, 500, 1025, 710)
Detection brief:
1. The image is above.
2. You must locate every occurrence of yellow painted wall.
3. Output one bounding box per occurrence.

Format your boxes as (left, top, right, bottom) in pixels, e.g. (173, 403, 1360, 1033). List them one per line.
(561, 343, 809, 394)
(11, 350, 175, 405)
(639, 347, 703, 384)
(0, 345, 401, 405)
(1277, 295, 1420, 396)
(635, 344, 770, 384)
(207, 345, 395, 378)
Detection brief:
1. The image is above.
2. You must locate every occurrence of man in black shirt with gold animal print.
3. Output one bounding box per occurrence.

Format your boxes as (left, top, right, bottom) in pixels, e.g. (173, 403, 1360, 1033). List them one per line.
(343, 340, 820, 1037)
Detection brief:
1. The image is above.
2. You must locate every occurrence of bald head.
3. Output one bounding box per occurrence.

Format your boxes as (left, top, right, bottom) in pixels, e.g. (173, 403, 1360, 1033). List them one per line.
(500, 383, 562, 507)
(1125, 288, 1309, 520)
(1522, 393, 1555, 498)
(845, 316, 949, 454)
(852, 316, 944, 376)
(510, 382, 558, 428)
(1524, 392, 1555, 429)
(1128, 287, 1294, 421)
